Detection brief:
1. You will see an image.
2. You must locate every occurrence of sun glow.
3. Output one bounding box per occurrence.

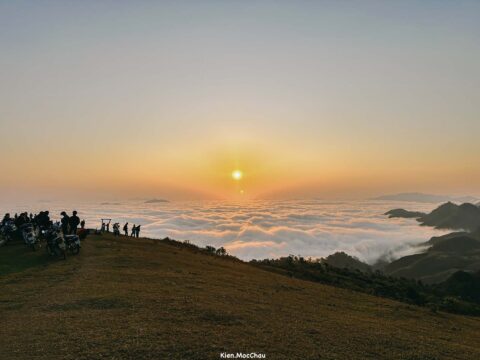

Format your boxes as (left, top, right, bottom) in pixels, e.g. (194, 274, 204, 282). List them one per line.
(232, 170, 243, 181)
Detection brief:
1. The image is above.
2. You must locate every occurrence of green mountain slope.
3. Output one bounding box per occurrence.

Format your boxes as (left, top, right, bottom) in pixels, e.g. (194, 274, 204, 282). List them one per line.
(385, 202, 480, 231)
(418, 202, 480, 231)
(384, 208, 426, 219)
(322, 251, 371, 272)
(384, 235, 480, 283)
(1, 233, 480, 359)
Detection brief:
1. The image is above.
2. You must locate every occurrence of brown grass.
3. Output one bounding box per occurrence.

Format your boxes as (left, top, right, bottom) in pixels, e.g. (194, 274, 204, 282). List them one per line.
(1, 233, 479, 360)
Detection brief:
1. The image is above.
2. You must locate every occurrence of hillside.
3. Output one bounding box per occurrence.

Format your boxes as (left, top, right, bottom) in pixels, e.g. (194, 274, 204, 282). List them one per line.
(385, 202, 480, 231)
(322, 251, 371, 272)
(384, 235, 480, 283)
(1, 234, 480, 359)
(381, 203, 480, 283)
(384, 208, 426, 219)
(418, 202, 480, 231)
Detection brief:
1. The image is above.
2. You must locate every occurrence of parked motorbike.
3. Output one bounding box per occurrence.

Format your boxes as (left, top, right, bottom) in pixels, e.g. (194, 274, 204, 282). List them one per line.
(21, 224, 39, 251)
(63, 234, 81, 255)
(0, 221, 17, 247)
(44, 224, 66, 259)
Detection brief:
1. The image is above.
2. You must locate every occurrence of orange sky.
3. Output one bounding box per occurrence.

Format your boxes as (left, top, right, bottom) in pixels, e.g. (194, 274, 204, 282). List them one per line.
(1, 2, 479, 201)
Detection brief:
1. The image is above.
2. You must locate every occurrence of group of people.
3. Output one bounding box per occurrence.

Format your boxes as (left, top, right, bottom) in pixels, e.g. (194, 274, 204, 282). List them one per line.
(126, 223, 141, 238)
(2, 211, 84, 230)
(60, 211, 85, 235)
(101, 221, 141, 238)
(2, 210, 143, 240)
(2, 211, 49, 229)
(1, 210, 86, 236)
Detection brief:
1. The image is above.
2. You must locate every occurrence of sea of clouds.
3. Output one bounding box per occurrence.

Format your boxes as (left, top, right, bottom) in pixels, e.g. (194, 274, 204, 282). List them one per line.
(1, 199, 446, 263)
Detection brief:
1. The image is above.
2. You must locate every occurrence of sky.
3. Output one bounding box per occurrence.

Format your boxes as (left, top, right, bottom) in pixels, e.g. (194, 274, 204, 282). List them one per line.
(1, 1, 479, 201)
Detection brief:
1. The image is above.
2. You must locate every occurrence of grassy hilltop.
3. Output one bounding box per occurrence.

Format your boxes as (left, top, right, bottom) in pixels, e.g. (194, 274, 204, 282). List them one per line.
(1, 233, 480, 360)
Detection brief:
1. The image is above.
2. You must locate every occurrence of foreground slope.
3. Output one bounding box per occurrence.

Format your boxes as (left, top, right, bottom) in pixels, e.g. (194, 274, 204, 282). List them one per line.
(1, 234, 480, 360)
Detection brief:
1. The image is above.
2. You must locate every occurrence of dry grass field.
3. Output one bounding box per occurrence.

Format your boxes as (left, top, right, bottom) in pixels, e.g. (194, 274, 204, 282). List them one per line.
(1, 233, 479, 360)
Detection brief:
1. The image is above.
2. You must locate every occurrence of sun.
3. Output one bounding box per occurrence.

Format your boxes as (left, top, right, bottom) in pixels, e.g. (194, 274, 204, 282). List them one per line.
(232, 170, 243, 181)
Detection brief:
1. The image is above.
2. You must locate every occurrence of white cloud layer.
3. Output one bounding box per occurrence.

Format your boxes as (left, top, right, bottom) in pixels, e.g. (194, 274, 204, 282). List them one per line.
(2, 199, 446, 263)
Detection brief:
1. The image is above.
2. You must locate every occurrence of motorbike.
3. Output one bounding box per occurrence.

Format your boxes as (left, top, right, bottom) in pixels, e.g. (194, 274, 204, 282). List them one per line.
(0, 221, 17, 247)
(63, 234, 81, 255)
(44, 224, 66, 259)
(21, 223, 39, 251)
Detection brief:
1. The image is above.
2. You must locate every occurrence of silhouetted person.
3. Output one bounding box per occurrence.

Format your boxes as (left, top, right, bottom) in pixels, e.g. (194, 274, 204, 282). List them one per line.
(131, 224, 136, 237)
(2, 213, 11, 226)
(80, 219, 85, 229)
(60, 211, 70, 235)
(123, 222, 128, 236)
(37, 211, 51, 229)
(15, 212, 27, 228)
(106, 222, 110, 232)
(113, 223, 120, 236)
(70, 211, 80, 235)
(135, 224, 141, 238)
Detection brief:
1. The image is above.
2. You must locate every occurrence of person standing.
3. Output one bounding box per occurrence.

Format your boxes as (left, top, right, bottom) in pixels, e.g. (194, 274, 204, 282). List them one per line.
(123, 222, 129, 236)
(113, 223, 120, 236)
(37, 211, 50, 229)
(80, 219, 85, 229)
(2, 213, 11, 226)
(70, 211, 80, 235)
(15, 213, 26, 228)
(135, 224, 141, 238)
(131, 224, 136, 237)
(60, 212, 70, 235)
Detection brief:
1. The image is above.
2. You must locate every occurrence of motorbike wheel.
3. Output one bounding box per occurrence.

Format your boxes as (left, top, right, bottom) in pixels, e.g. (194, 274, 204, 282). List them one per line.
(1, 235, 10, 246)
(70, 245, 80, 255)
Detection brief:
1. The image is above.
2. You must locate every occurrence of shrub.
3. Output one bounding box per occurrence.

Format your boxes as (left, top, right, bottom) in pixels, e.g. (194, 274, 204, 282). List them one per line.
(205, 246, 216, 254)
(216, 247, 227, 256)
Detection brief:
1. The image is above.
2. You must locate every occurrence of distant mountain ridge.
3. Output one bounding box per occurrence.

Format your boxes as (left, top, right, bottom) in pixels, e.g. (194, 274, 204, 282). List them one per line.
(379, 202, 480, 283)
(373, 192, 478, 203)
(418, 202, 480, 232)
(384, 208, 426, 219)
(386, 202, 480, 232)
(144, 199, 170, 204)
(322, 252, 371, 272)
(383, 232, 480, 283)
(322, 239, 480, 284)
